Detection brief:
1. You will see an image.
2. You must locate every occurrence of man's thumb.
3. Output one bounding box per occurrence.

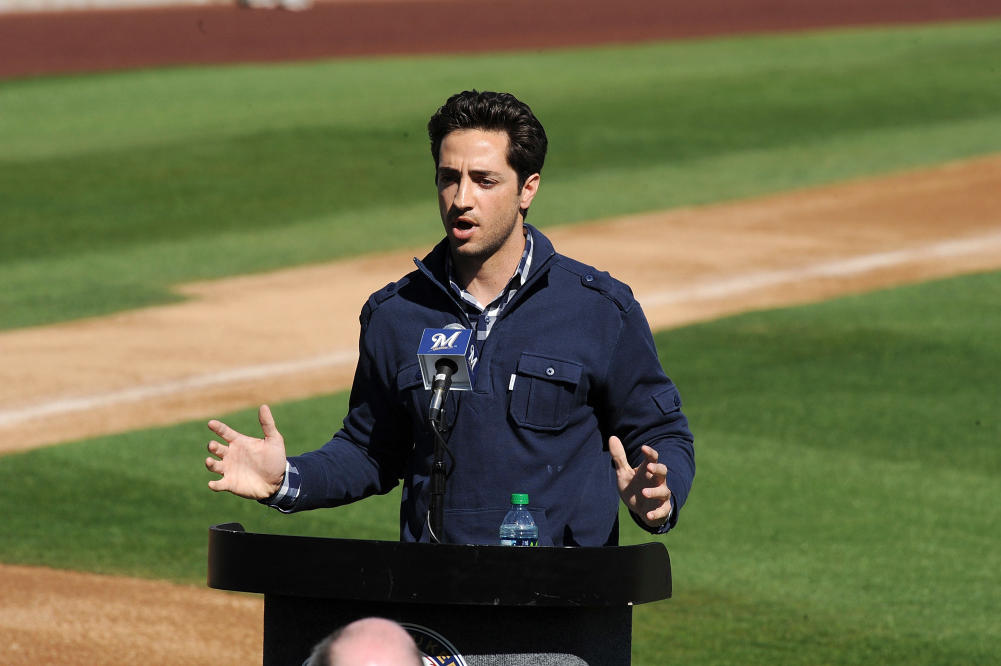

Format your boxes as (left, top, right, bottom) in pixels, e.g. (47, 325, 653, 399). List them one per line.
(259, 404, 279, 438)
(608, 435, 629, 471)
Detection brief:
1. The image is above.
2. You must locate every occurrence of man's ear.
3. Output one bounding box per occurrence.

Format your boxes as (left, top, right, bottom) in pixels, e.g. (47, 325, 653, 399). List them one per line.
(519, 173, 541, 210)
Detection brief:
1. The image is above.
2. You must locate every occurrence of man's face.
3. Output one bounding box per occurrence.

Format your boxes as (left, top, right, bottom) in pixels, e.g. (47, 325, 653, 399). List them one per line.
(436, 129, 539, 264)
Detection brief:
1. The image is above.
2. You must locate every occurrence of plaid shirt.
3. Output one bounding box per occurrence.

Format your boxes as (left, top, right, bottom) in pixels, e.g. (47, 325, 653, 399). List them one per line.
(263, 460, 300, 512)
(265, 230, 535, 512)
(447, 228, 534, 343)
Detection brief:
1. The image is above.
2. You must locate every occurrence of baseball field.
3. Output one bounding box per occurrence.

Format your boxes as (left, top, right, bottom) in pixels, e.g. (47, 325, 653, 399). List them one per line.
(1, 1, 1000, 663)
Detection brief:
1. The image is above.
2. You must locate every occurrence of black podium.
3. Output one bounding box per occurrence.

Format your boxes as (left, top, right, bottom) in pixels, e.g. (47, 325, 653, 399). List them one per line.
(208, 523, 671, 665)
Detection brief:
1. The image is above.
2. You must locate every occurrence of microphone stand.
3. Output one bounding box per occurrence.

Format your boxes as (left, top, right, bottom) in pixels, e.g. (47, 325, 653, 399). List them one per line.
(427, 360, 456, 544)
(428, 410, 449, 544)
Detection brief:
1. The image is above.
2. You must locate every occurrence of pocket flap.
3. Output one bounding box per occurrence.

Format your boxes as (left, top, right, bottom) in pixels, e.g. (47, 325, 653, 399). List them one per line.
(516, 353, 582, 386)
(653, 385, 682, 414)
(396, 361, 425, 392)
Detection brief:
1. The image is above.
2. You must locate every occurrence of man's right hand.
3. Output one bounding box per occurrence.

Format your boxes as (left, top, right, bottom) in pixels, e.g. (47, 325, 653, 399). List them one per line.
(205, 404, 288, 499)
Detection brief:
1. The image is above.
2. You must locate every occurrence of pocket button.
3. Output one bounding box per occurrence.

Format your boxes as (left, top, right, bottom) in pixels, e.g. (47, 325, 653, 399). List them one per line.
(546, 367, 555, 376)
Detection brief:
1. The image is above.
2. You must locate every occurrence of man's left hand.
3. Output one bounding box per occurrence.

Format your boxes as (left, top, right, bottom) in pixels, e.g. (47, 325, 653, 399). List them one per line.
(609, 435, 672, 529)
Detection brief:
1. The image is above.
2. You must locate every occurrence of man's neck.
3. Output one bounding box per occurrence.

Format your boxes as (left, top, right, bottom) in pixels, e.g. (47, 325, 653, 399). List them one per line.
(452, 227, 527, 306)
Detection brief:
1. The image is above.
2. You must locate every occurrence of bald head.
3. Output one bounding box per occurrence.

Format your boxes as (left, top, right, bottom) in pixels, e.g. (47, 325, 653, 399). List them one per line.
(311, 617, 423, 666)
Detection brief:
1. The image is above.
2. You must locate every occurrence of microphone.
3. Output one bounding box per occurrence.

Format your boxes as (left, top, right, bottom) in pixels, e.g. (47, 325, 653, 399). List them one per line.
(428, 358, 458, 424)
(417, 325, 477, 427)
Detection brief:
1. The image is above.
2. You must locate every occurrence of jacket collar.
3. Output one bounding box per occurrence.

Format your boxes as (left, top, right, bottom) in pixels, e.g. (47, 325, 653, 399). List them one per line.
(413, 223, 557, 294)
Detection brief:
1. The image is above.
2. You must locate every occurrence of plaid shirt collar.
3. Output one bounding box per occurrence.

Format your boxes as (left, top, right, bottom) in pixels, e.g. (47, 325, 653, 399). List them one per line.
(446, 228, 534, 339)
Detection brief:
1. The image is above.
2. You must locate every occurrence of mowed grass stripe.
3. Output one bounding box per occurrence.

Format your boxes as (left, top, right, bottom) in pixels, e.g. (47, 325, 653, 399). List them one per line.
(2, 20, 1001, 328)
(1, 270, 998, 663)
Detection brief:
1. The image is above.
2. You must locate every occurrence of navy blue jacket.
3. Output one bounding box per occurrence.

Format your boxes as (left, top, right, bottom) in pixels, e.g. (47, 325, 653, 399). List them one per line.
(288, 226, 695, 546)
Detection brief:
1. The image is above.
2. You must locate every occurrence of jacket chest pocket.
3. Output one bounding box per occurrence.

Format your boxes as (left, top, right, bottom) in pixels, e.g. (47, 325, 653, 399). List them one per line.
(508, 353, 583, 431)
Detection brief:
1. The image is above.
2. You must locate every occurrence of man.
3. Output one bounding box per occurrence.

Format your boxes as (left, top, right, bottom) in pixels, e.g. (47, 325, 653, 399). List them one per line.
(205, 90, 694, 546)
(307, 617, 423, 666)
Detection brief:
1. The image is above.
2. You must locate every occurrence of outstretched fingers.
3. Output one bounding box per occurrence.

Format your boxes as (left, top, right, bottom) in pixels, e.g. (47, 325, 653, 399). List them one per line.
(609, 438, 675, 526)
(205, 437, 227, 472)
(645, 499, 673, 523)
(207, 475, 229, 492)
(205, 453, 229, 492)
(207, 418, 239, 443)
(644, 461, 668, 482)
(205, 436, 231, 491)
(207, 439, 228, 458)
(642, 478, 671, 499)
(639, 445, 667, 480)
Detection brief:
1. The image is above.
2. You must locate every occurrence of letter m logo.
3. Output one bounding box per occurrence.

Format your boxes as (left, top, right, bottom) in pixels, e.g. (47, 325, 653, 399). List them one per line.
(430, 331, 462, 351)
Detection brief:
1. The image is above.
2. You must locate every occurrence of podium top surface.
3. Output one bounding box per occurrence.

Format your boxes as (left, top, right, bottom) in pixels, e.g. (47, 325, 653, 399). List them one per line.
(208, 523, 671, 608)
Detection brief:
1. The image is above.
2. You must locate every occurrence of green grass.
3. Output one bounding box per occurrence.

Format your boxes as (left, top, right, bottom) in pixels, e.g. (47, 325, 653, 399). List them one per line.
(2, 270, 999, 664)
(632, 271, 1001, 664)
(3, 20, 1001, 328)
(4, 391, 400, 582)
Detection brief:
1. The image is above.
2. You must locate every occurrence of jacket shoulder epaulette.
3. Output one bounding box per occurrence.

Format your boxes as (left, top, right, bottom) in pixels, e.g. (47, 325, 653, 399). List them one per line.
(360, 277, 408, 327)
(553, 255, 635, 312)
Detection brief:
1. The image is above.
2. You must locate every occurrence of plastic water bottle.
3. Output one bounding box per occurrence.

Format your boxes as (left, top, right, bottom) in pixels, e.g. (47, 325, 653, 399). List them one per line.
(499, 493, 538, 546)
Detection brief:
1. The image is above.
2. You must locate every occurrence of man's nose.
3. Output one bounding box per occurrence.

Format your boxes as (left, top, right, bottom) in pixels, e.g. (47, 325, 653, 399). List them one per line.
(453, 175, 473, 208)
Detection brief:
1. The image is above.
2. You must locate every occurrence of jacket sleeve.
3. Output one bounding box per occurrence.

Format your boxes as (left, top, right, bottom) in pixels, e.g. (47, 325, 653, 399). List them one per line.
(600, 298, 695, 534)
(285, 298, 412, 511)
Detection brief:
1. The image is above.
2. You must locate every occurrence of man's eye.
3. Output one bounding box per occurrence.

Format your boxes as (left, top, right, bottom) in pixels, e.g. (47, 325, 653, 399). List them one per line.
(478, 179, 496, 188)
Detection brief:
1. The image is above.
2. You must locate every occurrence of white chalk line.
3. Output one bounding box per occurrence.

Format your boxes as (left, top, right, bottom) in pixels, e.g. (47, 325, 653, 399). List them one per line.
(0, 350, 358, 428)
(2, 231, 1000, 429)
(638, 231, 1001, 306)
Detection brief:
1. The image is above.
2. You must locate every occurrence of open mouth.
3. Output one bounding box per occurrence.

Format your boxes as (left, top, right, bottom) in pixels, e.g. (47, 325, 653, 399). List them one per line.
(454, 218, 475, 232)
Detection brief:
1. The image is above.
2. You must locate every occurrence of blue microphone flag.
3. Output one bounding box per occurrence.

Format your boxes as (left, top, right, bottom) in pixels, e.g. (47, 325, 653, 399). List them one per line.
(417, 328, 477, 391)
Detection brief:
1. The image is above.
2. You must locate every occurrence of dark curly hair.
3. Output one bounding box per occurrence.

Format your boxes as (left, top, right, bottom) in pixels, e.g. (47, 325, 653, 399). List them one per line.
(427, 90, 548, 190)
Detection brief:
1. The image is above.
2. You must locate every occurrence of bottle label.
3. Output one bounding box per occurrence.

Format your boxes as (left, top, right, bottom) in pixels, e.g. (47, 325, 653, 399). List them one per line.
(500, 537, 538, 547)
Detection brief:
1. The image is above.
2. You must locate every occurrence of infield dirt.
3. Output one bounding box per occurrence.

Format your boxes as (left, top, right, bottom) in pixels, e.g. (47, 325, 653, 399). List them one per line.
(5, 0, 1001, 79)
(2, 155, 1000, 455)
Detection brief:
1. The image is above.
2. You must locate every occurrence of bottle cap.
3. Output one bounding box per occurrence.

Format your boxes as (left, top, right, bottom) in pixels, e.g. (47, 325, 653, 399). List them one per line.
(510, 493, 529, 505)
